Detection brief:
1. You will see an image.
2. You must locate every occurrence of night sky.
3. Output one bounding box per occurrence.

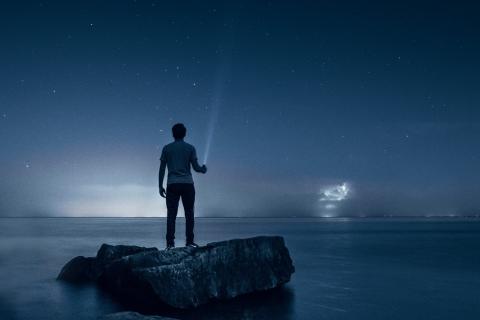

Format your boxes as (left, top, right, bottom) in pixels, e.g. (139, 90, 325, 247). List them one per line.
(1, 1, 479, 217)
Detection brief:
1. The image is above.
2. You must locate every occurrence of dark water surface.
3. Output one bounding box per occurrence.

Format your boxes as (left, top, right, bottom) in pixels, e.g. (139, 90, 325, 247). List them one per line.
(1, 217, 479, 319)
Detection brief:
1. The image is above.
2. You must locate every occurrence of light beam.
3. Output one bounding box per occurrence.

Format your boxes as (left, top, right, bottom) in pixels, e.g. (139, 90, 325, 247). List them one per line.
(203, 57, 231, 164)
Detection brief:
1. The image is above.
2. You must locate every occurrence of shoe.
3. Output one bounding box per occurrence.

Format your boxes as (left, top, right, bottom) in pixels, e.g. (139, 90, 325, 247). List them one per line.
(166, 244, 175, 251)
(186, 242, 199, 248)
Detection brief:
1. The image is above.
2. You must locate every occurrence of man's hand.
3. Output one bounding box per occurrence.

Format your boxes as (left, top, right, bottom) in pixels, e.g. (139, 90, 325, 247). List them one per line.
(159, 186, 166, 198)
(201, 165, 207, 174)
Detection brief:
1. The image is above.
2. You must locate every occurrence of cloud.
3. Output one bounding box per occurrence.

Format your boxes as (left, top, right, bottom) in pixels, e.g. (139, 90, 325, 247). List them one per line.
(319, 182, 350, 202)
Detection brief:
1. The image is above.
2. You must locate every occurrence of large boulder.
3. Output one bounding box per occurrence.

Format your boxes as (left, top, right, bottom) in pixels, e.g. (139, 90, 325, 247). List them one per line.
(58, 236, 294, 309)
(58, 244, 157, 282)
(57, 256, 100, 282)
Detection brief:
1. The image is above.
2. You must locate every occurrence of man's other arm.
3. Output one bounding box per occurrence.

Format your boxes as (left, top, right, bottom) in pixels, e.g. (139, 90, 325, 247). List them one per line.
(159, 147, 167, 197)
(158, 160, 167, 197)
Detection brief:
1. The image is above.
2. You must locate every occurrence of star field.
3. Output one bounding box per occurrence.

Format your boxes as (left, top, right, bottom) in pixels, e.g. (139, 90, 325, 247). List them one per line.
(0, 1, 479, 217)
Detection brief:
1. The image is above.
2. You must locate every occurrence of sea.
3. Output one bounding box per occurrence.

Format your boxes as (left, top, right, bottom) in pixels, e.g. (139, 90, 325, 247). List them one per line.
(0, 217, 479, 320)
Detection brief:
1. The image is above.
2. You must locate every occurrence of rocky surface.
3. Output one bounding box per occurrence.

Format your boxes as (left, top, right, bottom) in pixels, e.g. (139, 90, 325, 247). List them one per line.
(58, 236, 294, 309)
(58, 244, 157, 282)
(97, 311, 177, 320)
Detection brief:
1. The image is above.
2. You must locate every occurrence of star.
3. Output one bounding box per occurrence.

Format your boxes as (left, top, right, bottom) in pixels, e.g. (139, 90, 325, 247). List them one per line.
(52, 89, 56, 94)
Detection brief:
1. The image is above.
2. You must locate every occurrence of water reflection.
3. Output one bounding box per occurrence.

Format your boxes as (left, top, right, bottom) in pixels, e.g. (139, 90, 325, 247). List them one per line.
(111, 285, 295, 320)
(0, 294, 18, 320)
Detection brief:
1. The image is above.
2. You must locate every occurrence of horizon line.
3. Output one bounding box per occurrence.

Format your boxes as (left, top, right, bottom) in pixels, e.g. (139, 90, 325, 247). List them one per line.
(1, 215, 480, 219)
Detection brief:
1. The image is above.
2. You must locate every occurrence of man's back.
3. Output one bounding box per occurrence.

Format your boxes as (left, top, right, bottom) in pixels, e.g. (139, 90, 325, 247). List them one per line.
(161, 140, 197, 184)
(158, 123, 206, 249)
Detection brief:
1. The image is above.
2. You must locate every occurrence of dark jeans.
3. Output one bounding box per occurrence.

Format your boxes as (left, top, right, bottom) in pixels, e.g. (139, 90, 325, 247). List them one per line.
(166, 183, 195, 245)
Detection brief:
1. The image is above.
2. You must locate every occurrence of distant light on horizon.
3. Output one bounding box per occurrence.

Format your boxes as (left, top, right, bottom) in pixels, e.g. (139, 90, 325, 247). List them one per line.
(318, 182, 351, 217)
(319, 182, 350, 202)
(54, 184, 164, 217)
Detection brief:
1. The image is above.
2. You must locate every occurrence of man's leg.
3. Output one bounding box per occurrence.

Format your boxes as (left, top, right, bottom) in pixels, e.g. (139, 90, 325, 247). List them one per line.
(166, 184, 180, 246)
(181, 184, 196, 244)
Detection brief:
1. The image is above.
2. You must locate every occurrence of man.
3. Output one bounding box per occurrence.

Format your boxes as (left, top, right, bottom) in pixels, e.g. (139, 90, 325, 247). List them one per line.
(158, 123, 207, 250)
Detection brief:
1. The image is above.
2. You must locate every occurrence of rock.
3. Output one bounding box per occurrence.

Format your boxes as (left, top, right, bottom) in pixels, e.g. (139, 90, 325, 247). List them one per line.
(97, 244, 158, 263)
(57, 245, 157, 282)
(59, 236, 295, 309)
(97, 311, 177, 320)
(57, 256, 100, 282)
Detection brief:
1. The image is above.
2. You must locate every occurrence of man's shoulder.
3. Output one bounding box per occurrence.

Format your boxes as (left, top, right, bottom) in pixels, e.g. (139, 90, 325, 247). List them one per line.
(161, 143, 171, 152)
(174, 141, 195, 151)
(164, 141, 195, 151)
(183, 141, 196, 150)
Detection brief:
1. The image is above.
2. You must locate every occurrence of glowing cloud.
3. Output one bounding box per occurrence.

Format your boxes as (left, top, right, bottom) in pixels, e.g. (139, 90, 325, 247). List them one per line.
(319, 182, 350, 202)
(317, 182, 351, 217)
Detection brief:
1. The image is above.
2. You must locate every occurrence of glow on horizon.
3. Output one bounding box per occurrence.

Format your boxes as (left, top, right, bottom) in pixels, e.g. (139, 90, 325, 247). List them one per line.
(54, 184, 165, 217)
(317, 182, 351, 217)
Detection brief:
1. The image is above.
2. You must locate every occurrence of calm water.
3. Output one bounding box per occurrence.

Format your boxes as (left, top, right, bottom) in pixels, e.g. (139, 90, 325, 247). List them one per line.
(1, 217, 479, 320)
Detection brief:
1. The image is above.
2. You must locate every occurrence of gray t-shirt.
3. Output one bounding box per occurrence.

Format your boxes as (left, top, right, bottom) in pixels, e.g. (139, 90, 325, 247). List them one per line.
(160, 140, 197, 184)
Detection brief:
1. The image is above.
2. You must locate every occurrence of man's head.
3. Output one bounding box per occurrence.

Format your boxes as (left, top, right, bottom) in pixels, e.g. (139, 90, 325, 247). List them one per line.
(172, 123, 187, 140)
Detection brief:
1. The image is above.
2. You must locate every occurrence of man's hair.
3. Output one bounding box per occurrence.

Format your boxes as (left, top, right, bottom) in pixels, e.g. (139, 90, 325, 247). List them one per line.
(172, 123, 187, 139)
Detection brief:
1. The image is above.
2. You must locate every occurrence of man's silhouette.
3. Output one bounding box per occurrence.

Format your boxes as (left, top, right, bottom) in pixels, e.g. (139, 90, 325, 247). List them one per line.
(158, 123, 207, 250)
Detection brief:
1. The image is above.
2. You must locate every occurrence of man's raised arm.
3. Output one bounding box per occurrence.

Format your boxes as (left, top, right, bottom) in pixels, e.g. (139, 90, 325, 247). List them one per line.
(191, 148, 207, 173)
